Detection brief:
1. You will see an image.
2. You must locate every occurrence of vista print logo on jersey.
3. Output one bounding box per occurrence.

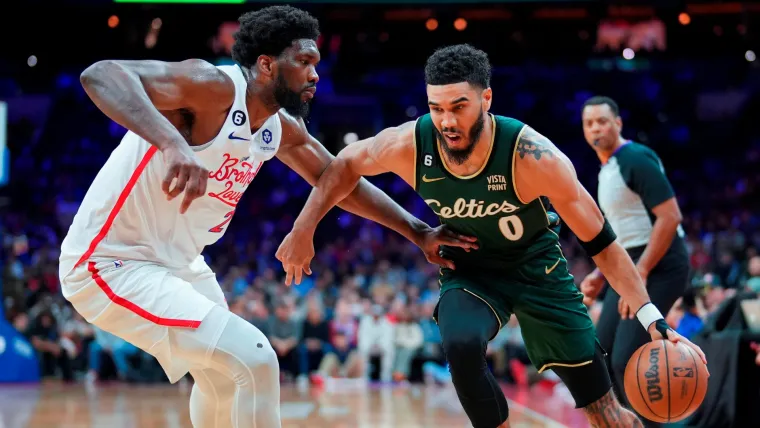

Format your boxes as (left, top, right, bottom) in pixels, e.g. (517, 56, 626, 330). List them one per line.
(208, 153, 261, 208)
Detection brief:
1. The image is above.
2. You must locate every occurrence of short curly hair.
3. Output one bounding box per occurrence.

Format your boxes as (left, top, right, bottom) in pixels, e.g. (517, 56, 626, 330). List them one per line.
(231, 6, 320, 68)
(424, 44, 491, 89)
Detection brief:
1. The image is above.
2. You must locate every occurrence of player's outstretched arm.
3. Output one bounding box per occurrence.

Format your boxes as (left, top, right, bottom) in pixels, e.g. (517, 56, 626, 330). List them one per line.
(276, 119, 477, 285)
(513, 126, 707, 364)
(80, 59, 233, 212)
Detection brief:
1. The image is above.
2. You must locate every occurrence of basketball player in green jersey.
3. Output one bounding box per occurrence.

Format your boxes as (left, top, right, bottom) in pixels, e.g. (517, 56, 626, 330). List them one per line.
(277, 44, 707, 428)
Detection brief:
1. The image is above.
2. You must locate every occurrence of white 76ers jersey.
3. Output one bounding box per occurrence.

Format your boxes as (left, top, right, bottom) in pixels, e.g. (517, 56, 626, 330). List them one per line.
(59, 65, 282, 277)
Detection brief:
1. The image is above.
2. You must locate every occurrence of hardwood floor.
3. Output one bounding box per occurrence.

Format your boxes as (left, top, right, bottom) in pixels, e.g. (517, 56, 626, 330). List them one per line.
(0, 379, 579, 428)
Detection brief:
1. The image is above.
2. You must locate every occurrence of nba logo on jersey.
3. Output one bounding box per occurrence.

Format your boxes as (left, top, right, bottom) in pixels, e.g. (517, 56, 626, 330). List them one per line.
(262, 129, 272, 144)
(113, 260, 124, 268)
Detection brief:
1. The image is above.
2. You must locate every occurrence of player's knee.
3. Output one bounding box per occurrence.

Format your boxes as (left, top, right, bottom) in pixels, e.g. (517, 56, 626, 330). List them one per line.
(236, 334, 278, 384)
(442, 330, 486, 371)
(212, 315, 279, 387)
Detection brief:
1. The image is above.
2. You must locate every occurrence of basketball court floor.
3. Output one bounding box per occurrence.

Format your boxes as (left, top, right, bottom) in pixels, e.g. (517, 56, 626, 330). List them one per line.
(0, 380, 589, 427)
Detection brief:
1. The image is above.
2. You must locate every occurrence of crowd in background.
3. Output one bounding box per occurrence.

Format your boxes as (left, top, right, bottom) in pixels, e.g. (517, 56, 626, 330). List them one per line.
(2, 48, 760, 388)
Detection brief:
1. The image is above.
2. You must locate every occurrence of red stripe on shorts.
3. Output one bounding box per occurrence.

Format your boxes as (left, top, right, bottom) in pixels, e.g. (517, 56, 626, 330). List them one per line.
(88, 261, 201, 328)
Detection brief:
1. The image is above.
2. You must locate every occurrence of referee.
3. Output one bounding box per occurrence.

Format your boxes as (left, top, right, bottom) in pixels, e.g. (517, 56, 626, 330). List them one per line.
(579, 96, 690, 426)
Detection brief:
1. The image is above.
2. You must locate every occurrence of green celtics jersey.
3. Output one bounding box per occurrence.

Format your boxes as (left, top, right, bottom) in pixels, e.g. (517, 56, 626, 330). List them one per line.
(413, 113, 561, 271)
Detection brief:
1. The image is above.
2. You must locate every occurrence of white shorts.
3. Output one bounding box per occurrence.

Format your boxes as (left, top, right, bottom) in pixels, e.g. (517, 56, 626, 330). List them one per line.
(60, 256, 227, 383)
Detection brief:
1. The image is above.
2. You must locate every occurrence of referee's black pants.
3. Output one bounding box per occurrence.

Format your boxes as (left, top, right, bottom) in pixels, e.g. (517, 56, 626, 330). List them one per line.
(595, 239, 690, 427)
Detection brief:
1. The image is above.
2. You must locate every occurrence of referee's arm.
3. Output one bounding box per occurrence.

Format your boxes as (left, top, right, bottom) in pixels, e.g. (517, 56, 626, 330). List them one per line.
(626, 151, 683, 279)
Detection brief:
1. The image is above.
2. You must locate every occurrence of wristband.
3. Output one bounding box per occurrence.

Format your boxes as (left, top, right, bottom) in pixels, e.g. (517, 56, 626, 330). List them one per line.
(636, 302, 664, 331)
(653, 319, 671, 338)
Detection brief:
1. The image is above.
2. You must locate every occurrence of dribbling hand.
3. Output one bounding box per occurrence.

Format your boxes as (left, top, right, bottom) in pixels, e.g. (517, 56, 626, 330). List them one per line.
(161, 144, 209, 214)
(648, 319, 709, 375)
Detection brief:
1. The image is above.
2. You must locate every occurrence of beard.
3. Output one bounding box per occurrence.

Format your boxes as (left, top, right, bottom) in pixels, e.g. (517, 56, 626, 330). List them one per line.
(273, 73, 312, 118)
(435, 112, 486, 165)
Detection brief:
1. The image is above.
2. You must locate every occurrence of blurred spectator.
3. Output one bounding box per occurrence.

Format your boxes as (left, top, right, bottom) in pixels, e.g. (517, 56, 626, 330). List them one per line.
(297, 301, 331, 378)
(667, 290, 706, 340)
(23, 310, 73, 382)
(267, 300, 301, 377)
(391, 307, 423, 382)
(746, 256, 760, 293)
(358, 304, 394, 382)
(87, 325, 140, 383)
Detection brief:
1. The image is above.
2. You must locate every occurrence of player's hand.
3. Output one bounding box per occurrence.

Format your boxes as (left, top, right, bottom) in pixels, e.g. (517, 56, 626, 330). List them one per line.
(414, 225, 478, 270)
(161, 143, 209, 214)
(275, 228, 315, 286)
(618, 298, 635, 319)
(580, 271, 605, 306)
(648, 319, 709, 374)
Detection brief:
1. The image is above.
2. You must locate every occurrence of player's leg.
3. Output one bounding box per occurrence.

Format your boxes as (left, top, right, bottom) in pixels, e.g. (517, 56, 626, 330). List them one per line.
(173, 305, 281, 428)
(507, 244, 643, 427)
(189, 368, 236, 427)
(551, 346, 643, 427)
(63, 260, 280, 428)
(184, 265, 240, 428)
(436, 288, 510, 428)
(607, 258, 689, 426)
(594, 286, 624, 401)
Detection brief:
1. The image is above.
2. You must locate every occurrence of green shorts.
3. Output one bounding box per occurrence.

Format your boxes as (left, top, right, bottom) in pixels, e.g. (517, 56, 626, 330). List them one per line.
(434, 244, 599, 373)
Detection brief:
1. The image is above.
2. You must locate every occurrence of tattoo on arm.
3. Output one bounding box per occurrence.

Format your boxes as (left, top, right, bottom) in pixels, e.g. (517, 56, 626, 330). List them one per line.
(583, 389, 643, 428)
(516, 126, 555, 160)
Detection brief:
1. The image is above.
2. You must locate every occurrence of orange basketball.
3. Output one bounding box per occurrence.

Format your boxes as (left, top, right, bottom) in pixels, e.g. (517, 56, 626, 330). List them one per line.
(624, 340, 708, 423)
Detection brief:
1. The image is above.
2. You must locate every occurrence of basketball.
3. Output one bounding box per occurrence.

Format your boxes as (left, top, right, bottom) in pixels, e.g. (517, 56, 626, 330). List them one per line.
(624, 340, 708, 423)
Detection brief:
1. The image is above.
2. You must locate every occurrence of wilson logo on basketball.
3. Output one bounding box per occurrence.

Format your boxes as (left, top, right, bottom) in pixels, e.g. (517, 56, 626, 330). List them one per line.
(645, 348, 664, 402)
(207, 153, 261, 207)
(672, 367, 694, 378)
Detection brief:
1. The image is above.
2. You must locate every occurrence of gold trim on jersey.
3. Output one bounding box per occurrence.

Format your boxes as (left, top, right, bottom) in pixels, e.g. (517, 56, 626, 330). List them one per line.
(412, 117, 419, 190)
(512, 124, 529, 204)
(538, 197, 560, 239)
(436, 114, 496, 180)
(538, 360, 592, 374)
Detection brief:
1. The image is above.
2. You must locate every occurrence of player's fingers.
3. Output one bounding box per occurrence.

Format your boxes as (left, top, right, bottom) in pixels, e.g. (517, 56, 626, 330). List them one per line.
(442, 230, 479, 248)
(169, 168, 189, 200)
(679, 335, 708, 366)
(180, 170, 205, 214)
(284, 266, 294, 286)
(294, 267, 303, 285)
(305, 263, 312, 276)
(162, 164, 180, 195)
(440, 236, 478, 250)
(429, 254, 455, 270)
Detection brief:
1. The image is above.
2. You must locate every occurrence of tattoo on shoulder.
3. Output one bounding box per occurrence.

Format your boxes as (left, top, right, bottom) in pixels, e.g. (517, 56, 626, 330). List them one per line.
(516, 126, 555, 161)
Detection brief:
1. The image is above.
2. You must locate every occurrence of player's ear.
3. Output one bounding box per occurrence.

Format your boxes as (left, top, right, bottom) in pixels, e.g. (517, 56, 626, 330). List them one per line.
(615, 115, 623, 132)
(482, 87, 493, 112)
(256, 55, 276, 78)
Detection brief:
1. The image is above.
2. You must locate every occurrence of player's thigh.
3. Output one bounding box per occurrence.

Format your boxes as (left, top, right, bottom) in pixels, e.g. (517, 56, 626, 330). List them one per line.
(551, 344, 613, 409)
(511, 278, 598, 374)
(436, 270, 509, 342)
(62, 259, 220, 380)
(178, 256, 228, 310)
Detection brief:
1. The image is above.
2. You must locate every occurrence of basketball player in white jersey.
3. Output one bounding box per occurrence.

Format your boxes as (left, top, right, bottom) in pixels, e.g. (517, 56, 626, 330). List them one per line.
(58, 6, 477, 428)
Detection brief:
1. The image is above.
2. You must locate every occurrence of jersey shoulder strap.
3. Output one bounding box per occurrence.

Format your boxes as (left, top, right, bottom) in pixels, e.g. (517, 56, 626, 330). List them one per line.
(413, 114, 440, 191)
